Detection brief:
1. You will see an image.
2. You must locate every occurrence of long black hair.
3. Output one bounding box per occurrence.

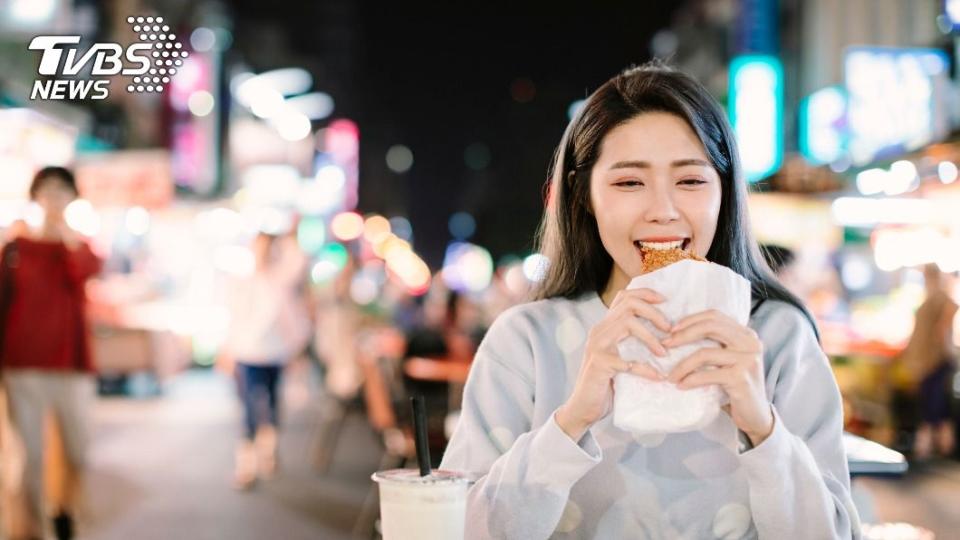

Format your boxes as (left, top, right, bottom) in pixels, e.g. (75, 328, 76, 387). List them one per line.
(533, 62, 819, 339)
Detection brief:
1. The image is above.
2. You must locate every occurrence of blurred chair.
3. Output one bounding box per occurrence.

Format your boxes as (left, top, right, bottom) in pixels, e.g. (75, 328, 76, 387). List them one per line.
(312, 327, 408, 474)
(349, 327, 474, 538)
(350, 344, 417, 539)
(311, 394, 361, 473)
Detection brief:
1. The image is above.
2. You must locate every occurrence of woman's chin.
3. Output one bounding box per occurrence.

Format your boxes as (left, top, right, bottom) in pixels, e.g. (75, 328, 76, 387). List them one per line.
(621, 266, 645, 281)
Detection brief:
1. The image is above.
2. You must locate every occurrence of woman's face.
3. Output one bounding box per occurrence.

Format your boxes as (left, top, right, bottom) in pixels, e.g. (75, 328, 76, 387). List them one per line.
(33, 177, 75, 222)
(589, 112, 722, 293)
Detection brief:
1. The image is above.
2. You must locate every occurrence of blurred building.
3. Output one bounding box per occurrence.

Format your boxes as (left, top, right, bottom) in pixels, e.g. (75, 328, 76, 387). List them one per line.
(652, 0, 960, 447)
(0, 0, 370, 384)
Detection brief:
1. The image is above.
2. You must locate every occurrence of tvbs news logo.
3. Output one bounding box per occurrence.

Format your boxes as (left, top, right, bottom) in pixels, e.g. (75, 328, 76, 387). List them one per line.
(29, 15, 188, 101)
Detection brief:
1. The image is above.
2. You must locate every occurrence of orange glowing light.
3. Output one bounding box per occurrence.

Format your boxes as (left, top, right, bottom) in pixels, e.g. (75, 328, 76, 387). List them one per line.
(331, 211, 363, 241)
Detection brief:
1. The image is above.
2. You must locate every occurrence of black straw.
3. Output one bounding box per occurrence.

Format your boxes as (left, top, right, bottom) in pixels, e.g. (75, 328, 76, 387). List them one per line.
(411, 395, 432, 477)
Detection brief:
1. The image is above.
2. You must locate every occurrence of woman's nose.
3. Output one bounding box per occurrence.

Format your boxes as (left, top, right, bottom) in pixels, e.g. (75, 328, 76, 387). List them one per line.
(642, 186, 680, 223)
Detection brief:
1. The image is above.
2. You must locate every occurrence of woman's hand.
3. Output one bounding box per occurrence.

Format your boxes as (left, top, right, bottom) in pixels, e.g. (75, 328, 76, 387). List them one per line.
(662, 310, 774, 446)
(556, 289, 671, 441)
(5, 219, 27, 241)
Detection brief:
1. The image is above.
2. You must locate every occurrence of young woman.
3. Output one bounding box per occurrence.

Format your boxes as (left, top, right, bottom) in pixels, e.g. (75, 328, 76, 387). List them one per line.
(0, 166, 102, 540)
(440, 64, 860, 539)
(221, 231, 309, 489)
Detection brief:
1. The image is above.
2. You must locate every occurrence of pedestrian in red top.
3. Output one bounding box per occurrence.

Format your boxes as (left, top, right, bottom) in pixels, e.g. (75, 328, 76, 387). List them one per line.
(0, 166, 102, 540)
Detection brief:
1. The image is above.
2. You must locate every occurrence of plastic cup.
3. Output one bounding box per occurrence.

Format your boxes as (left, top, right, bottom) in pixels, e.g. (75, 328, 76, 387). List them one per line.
(372, 469, 474, 539)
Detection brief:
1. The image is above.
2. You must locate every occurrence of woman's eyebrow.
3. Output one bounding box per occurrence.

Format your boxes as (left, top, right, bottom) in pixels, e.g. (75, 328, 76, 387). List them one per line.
(608, 158, 711, 170)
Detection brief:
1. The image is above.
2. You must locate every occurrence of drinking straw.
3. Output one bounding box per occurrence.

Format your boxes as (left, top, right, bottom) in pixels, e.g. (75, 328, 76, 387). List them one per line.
(411, 395, 432, 477)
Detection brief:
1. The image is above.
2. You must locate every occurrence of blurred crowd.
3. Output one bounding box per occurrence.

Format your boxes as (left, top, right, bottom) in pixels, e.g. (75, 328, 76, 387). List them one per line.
(0, 164, 535, 539)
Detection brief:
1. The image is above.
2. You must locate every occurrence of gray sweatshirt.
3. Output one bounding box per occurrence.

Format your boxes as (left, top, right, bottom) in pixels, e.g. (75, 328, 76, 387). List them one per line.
(440, 292, 861, 539)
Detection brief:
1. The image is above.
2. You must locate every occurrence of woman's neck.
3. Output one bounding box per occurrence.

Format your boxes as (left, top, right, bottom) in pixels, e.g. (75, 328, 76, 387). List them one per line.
(41, 215, 64, 234)
(600, 269, 630, 308)
(26, 222, 62, 242)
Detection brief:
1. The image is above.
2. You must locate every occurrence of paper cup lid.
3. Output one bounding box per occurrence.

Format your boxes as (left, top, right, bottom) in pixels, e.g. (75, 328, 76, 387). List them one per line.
(372, 469, 476, 485)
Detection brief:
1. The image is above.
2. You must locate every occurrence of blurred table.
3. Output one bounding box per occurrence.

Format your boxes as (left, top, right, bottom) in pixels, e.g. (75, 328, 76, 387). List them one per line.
(844, 431, 908, 477)
(844, 432, 914, 535)
(403, 356, 471, 383)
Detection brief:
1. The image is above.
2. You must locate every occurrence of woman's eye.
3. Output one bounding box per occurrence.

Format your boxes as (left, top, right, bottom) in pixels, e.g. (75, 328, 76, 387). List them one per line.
(614, 179, 643, 187)
(679, 178, 706, 186)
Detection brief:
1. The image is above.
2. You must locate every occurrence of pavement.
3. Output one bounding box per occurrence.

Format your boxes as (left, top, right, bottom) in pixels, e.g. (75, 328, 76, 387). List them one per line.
(76, 367, 960, 539)
(855, 460, 960, 538)
(82, 365, 382, 540)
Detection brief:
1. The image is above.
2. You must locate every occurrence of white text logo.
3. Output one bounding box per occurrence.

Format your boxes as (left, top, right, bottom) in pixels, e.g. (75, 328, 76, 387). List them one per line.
(29, 15, 188, 101)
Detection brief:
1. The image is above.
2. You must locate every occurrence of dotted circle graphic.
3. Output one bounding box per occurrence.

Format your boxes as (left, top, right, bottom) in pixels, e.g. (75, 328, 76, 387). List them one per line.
(125, 15, 188, 94)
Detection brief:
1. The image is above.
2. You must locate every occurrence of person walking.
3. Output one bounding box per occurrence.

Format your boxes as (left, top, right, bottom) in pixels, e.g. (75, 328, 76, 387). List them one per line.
(220, 231, 309, 489)
(0, 166, 102, 540)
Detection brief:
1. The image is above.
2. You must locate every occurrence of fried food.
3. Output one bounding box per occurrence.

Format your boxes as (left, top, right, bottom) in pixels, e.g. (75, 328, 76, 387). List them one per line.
(640, 247, 705, 274)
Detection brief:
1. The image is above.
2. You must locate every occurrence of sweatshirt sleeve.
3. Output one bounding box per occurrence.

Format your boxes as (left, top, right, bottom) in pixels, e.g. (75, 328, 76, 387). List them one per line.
(440, 310, 602, 540)
(740, 303, 862, 539)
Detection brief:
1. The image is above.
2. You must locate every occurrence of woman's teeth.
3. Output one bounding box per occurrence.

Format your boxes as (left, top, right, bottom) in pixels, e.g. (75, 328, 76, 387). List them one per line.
(637, 240, 685, 250)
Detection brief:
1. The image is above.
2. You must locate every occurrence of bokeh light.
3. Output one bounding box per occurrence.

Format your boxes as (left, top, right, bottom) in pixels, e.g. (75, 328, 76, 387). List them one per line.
(938, 161, 958, 184)
(448, 212, 476, 240)
(319, 242, 349, 270)
(296, 217, 326, 254)
(190, 27, 217, 52)
(125, 207, 151, 236)
(363, 215, 391, 244)
(464, 143, 491, 171)
(331, 212, 364, 241)
(187, 90, 215, 117)
(388, 216, 413, 241)
(442, 242, 493, 293)
(385, 145, 413, 173)
(350, 274, 379, 305)
(510, 77, 536, 103)
(64, 199, 100, 236)
(522, 253, 549, 282)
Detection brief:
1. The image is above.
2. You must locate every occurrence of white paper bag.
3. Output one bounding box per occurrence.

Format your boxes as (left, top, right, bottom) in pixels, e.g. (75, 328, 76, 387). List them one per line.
(612, 259, 751, 435)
